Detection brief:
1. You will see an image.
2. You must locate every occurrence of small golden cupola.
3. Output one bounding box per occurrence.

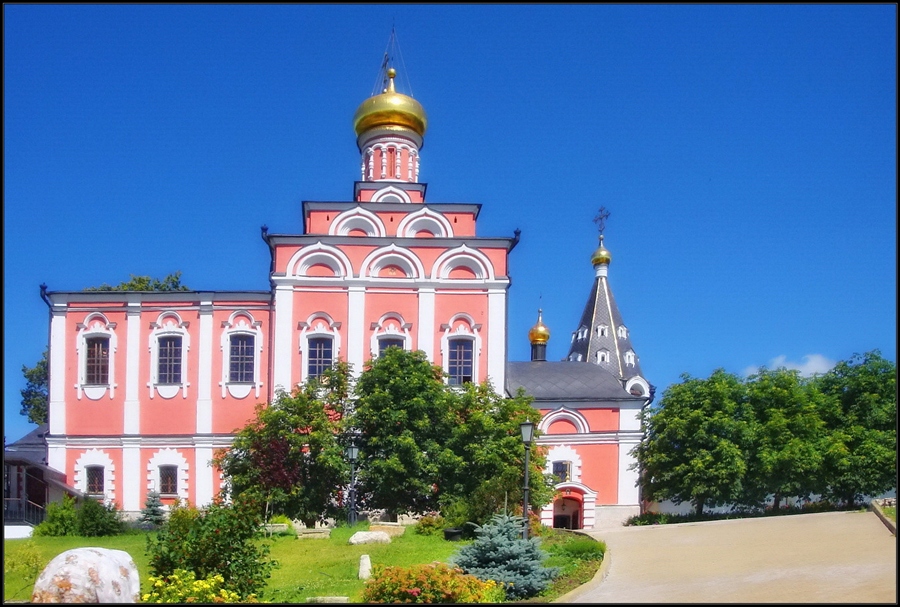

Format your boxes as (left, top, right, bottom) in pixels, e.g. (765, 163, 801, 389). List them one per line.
(529, 309, 551, 362)
(591, 234, 612, 267)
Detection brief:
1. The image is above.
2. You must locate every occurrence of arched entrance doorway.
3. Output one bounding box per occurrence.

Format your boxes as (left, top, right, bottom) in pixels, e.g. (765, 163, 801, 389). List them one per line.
(552, 492, 583, 529)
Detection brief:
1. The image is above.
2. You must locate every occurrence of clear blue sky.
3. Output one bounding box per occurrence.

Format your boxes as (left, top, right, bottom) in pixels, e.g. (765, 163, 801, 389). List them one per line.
(4, 4, 896, 444)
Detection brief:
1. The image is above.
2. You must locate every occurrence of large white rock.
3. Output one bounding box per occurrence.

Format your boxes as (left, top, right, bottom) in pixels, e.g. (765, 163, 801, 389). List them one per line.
(348, 531, 391, 545)
(32, 547, 140, 603)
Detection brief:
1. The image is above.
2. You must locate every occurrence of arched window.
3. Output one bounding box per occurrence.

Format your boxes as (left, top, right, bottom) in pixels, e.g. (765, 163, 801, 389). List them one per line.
(85, 337, 110, 384)
(229, 334, 255, 382)
(378, 338, 404, 355)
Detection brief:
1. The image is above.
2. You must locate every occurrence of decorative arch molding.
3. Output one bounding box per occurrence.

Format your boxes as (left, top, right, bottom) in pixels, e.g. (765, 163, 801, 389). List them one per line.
(74, 448, 115, 502)
(431, 245, 495, 281)
(146, 448, 190, 500)
(545, 445, 585, 485)
(287, 243, 354, 279)
(75, 312, 118, 400)
(371, 184, 412, 203)
(539, 408, 590, 435)
(552, 480, 597, 499)
(396, 207, 453, 238)
(329, 207, 386, 237)
(147, 312, 191, 399)
(360, 244, 425, 280)
(219, 311, 264, 400)
(625, 375, 651, 398)
(298, 312, 343, 384)
(369, 313, 413, 358)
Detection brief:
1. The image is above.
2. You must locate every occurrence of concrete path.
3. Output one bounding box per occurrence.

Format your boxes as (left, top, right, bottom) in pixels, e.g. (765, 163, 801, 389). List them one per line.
(559, 511, 896, 603)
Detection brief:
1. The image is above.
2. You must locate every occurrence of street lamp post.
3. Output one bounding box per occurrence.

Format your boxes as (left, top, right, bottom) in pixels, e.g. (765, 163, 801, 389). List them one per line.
(345, 444, 359, 527)
(520, 421, 535, 539)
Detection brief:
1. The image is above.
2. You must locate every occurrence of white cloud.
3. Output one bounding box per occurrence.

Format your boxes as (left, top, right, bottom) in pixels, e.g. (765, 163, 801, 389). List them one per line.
(742, 354, 836, 378)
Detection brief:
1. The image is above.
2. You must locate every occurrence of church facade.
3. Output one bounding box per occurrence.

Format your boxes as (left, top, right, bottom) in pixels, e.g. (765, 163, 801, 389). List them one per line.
(35, 66, 651, 529)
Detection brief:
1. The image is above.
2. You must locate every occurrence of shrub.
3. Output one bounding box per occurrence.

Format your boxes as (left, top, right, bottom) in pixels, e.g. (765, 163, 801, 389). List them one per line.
(549, 537, 606, 561)
(452, 514, 559, 600)
(146, 495, 276, 600)
(140, 491, 167, 528)
(76, 498, 124, 536)
(142, 568, 258, 603)
(4, 540, 45, 580)
(414, 513, 446, 536)
(32, 495, 78, 536)
(362, 562, 504, 603)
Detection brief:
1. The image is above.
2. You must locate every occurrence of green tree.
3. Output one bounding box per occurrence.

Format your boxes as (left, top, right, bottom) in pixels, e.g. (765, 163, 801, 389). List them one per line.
(633, 369, 751, 516)
(742, 368, 827, 509)
(814, 350, 897, 507)
(20, 348, 48, 425)
(441, 382, 554, 525)
(214, 363, 350, 528)
(352, 348, 457, 517)
(84, 271, 189, 291)
(140, 490, 167, 528)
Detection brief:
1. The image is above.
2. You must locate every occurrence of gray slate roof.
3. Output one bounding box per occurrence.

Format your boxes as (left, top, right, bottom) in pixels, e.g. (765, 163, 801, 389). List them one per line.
(506, 361, 642, 402)
(5, 424, 49, 466)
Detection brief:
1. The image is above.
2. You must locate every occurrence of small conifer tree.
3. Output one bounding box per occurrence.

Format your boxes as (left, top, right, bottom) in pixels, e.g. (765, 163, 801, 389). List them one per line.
(140, 491, 166, 528)
(452, 514, 559, 600)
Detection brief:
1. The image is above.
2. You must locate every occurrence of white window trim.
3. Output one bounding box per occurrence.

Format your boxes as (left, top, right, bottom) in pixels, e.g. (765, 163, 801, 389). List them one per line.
(597, 349, 610, 364)
(625, 376, 650, 398)
(544, 445, 584, 485)
(148, 312, 191, 399)
(597, 325, 608, 337)
(220, 311, 264, 399)
(75, 313, 118, 401)
(74, 449, 115, 502)
(298, 313, 342, 384)
(370, 313, 412, 358)
(617, 325, 628, 339)
(371, 184, 412, 202)
(440, 314, 482, 385)
(539, 408, 590, 434)
(147, 448, 189, 500)
(624, 350, 636, 366)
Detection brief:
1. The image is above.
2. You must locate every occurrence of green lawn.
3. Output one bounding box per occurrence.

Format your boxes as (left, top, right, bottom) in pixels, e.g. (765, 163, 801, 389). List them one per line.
(883, 506, 896, 522)
(4, 525, 601, 603)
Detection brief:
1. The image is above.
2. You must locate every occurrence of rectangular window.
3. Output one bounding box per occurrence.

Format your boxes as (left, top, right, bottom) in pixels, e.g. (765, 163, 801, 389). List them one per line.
(85, 337, 110, 384)
(552, 461, 572, 483)
(447, 339, 473, 385)
(158, 336, 183, 384)
(378, 338, 404, 356)
(86, 465, 104, 496)
(159, 465, 178, 495)
(308, 337, 333, 379)
(229, 334, 255, 383)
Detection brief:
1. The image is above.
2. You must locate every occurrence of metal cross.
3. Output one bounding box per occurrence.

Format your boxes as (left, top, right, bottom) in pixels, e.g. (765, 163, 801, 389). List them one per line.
(593, 207, 611, 235)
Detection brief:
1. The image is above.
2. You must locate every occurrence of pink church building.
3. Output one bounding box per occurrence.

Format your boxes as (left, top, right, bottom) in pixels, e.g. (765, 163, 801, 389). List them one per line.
(22, 65, 652, 530)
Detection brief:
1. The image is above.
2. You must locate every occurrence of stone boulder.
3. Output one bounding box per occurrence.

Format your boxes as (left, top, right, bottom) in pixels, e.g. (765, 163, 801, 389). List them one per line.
(32, 547, 140, 603)
(348, 531, 391, 545)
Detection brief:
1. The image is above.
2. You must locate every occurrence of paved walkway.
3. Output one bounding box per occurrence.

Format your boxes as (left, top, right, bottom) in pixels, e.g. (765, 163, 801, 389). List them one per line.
(558, 511, 896, 603)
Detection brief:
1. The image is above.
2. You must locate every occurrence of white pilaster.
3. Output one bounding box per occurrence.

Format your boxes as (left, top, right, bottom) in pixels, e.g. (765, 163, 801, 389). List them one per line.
(196, 299, 214, 434)
(417, 288, 435, 361)
(272, 285, 294, 392)
(194, 443, 215, 506)
(121, 438, 141, 512)
(487, 289, 507, 390)
(617, 439, 641, 505)
(123, 301, 141, 434)
(48, 303, 67, 436)
(347, 286, 366, 374)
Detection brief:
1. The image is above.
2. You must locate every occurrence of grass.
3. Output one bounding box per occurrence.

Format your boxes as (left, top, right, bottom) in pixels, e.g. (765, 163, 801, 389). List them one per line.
(882, 506, 896, 522)
(3, 523, 603, 603)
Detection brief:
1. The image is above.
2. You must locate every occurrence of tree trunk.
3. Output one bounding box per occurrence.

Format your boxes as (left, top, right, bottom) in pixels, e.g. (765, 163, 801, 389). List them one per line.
(694, 496, 705, 517)
(773, 493, 782, 510)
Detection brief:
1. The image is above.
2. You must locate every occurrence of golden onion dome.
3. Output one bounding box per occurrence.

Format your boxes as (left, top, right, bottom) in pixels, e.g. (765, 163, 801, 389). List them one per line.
(528, 309, 551, 345)
(591, 235, 612, 266)
(353, 68, 428, 139)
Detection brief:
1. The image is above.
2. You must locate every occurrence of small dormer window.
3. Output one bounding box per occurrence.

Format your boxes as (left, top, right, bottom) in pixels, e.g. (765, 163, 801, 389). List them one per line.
(597, 325, 608, 337)
(617, 325, 628, 339)
(597, 349, 610, 363)
(625, 350, 636, 366)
